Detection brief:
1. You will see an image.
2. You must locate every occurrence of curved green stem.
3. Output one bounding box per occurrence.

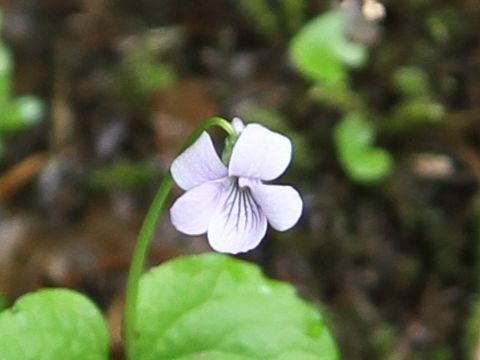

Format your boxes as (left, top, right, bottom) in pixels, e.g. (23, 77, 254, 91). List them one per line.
(124, 117, 235, 359)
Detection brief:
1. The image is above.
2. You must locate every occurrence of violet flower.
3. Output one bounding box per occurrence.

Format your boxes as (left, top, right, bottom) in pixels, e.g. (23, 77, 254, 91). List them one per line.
(170, 118, 303, 254)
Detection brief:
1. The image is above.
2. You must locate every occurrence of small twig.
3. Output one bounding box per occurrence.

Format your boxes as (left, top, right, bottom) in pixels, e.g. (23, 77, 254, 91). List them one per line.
(0, 153, 47, 202)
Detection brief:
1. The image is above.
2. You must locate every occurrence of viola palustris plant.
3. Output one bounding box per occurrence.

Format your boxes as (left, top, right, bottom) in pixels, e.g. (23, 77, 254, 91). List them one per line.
(170, 118, 303, 253)
(0, 116, 338, 360)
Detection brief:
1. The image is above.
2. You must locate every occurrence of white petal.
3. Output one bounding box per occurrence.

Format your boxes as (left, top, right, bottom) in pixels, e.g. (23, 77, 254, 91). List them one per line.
(207, 182, 267, 254)
(171, 132, 227, 190)
(170, 181, 224, 235)
(248, 181, 303, 231)
(232, 117, 245, 134)
(229, 124, 292, 181)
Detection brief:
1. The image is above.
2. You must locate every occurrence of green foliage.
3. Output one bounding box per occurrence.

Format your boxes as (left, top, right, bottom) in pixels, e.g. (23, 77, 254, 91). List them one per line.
(389, 66, 445, 132)
(0, 41, 12, 97)
(16, 95, 45, 126)
(464, 295, 480, 359)
(334, 113, 393, 184)
(116, 29, 179, 106)
(135, 253, 338, 359)
(393, 66, 430, 98)
(369, 324, 397, 356)
(0, 96, 44, 133)
(238, 0, 279, 38)
(89, 160, 159, 189)
(467, 196, 480, 358)
(310, 82, 365, 113)
(289, 10, 367, 85)
(388, 100, 445, 131)
(282, 0, 306, 33)
(0, 289, 109, 360)
(237, 0, 306, 38)
(426, 7, 464, 44)
(0, 293, 6, 312)
(0, 12, 44, 158)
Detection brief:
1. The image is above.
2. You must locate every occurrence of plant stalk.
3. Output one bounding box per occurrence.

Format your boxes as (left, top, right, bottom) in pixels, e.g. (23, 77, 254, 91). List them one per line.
(123, 117, 235, 359)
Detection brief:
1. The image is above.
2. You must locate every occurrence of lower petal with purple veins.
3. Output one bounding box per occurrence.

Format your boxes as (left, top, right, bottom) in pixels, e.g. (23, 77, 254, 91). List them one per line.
(207, 182, 267, 254)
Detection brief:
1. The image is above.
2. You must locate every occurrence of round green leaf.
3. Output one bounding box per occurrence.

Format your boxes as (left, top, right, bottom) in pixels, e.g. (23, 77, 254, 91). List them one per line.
(289, 10, 367, 84)
(135, 253, 338, 360)
(0, 96, 44, 133)
(343, 148, 393, 184)
(334, 113, 374, 155)
(334, 113, 393, 184)
(0, 288, 109, 360)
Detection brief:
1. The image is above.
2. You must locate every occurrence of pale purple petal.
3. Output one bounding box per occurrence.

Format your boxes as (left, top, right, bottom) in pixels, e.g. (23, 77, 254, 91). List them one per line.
(171, 132, 228, 190)
(247, 180, 303, 231)
(170, 181, 224, 235)
(207, 182, 267, 254)
(229, 124, 292, 181)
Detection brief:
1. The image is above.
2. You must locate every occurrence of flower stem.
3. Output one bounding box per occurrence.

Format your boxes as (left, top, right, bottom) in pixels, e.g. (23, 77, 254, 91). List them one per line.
(124, 117, 235, 359)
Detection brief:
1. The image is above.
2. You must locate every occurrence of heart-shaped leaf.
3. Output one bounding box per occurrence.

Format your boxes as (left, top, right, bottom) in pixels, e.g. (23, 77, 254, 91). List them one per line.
(343, 148, 393, 184)
(334, 112, 374, 154)
(135, 253, 338, 359)
(0, 288, 109, 360)
(334, 113, 393, 184)
(289, 10, 367, 84)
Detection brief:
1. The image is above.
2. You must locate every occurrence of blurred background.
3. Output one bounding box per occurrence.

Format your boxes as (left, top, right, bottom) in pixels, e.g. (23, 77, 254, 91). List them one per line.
(0, 0, 479, 358)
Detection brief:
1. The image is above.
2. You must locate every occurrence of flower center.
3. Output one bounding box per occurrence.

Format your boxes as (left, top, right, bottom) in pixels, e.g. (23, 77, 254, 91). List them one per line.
(219, 176, 260, 232)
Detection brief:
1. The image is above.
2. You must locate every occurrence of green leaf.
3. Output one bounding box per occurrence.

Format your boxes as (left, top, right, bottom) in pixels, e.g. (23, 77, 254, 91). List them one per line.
(0, 288, 109, 360)
(343, 148, 393, 184)
(238, 0, 279, 38)
(117, 39, 177, 107)
(16, 95, 45, 125)
(281, 0, 306, 33)
(465, 294, 480, 358)
(0, 41, 12, 98)
(289, 10, 367, 84)
(0, 293, 6, 312)
(135, 253, 338, 359)
(0, 96, 44, 133)
(311, 82, 366, 112)
(0, 100, 24, 132)
(334, 113, 393, 184)
(335, 112, 374, 153)
(393, 66, 430, 98)
(389, 99, 445, 131)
